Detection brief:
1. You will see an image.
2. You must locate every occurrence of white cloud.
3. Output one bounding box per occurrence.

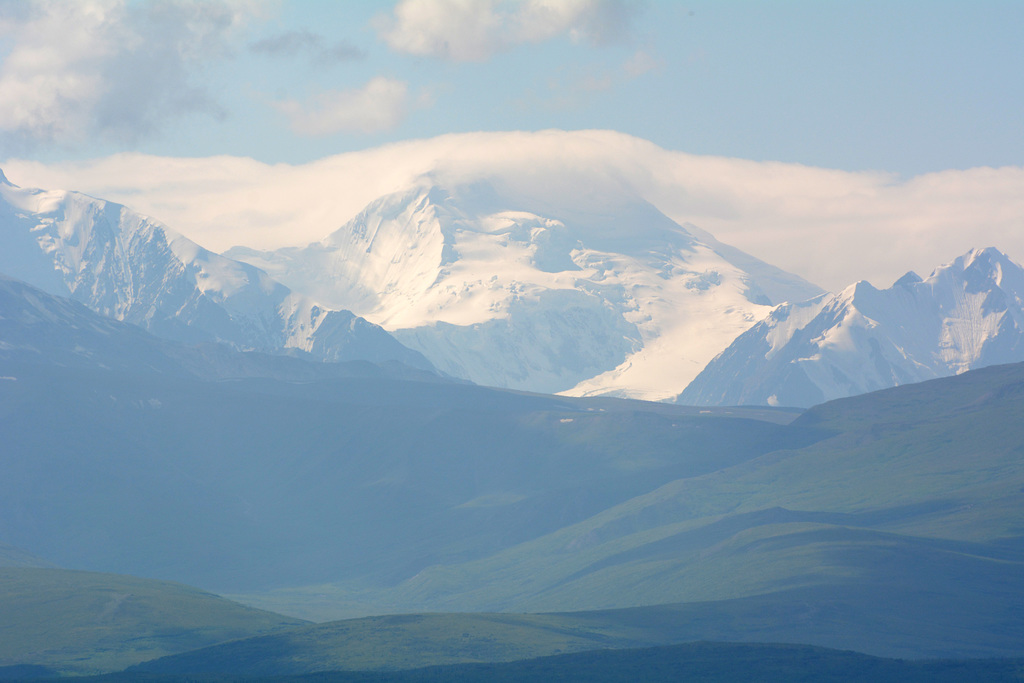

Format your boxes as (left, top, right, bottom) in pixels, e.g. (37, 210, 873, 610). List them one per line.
(4, 130, 1024, 293)
(376, 0, 637, 62)
(623, 48, 661, 78)
(273, 77, 412, 136)
(0, 0, 251, 148)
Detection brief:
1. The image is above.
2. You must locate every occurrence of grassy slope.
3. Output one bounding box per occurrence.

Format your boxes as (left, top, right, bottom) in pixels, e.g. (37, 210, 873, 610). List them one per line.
(0, 567, 305, 675)
(134, 568, 1024, 676)
(0, 362, 817, 596)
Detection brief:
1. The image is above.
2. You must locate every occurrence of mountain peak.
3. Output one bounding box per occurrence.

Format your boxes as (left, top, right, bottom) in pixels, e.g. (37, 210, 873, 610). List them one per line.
(941, 246, 1010, 273)
(934, 246, 1024, 293)
(851, 279, 879, 296)
(969, 245, 1007, 260)
(894, 271, 923, 288)
(831, 279, 876, 307)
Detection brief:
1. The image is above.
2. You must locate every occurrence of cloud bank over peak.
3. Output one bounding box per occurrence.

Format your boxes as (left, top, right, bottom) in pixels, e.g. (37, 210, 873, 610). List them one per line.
(376, 0, 637, 62)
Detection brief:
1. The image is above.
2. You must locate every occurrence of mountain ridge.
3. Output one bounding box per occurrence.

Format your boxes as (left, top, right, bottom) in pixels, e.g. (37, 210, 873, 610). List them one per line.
(0, 272, 446, 384)
(678, 246, 1024, 407)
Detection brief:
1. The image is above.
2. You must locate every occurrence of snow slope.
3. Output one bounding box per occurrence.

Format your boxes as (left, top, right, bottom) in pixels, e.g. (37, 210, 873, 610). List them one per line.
(228, 180, 823, 399)
(0, 169, 432, 370)
(678, 247, 1024, 407)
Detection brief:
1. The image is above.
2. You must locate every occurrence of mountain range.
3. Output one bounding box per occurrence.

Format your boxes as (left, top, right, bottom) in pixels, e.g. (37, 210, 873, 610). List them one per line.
(6, 168, 1024, 405)
(228, 180, 823, 399)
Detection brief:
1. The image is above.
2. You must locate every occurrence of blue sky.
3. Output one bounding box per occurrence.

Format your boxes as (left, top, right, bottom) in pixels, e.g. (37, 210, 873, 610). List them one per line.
(3, 0, 1022, 175)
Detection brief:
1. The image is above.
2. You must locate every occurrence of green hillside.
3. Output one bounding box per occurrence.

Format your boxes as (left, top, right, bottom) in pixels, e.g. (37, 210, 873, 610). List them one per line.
(130, 639, 1024, 682)
(0, 567, 304, 675)
(131, 612, 643, 676)
(232, 363, 1024, 657)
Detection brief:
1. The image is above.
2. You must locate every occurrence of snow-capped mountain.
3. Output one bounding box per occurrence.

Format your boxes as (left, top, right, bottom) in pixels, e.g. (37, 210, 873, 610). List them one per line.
(0, 169, 433, 370)
(678, 247, 1024, 407)
(228, 180, 823, 399)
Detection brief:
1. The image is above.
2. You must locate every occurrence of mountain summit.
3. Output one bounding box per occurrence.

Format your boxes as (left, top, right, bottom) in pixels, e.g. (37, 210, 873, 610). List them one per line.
(678, 247, 1024, 407)
(229, 180, 823, 399)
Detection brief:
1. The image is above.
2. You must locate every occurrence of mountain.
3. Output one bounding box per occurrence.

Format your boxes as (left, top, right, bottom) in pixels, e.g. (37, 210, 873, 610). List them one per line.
(0, 169, 433, 371)
(678, 247, 1024, 407)
(227, 180, 823, 399)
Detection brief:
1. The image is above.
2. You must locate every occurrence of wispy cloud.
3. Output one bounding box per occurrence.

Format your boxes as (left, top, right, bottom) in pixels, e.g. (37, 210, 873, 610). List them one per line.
(273, 77, 413, 136)
(376, 0, 639, 62)
(249, 29, 365, 64)
(516, 47, 661, 113)
(0, 0, 251, 149)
